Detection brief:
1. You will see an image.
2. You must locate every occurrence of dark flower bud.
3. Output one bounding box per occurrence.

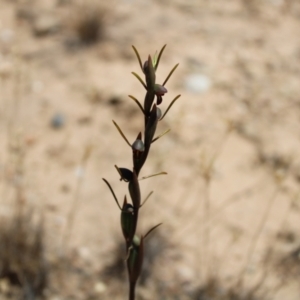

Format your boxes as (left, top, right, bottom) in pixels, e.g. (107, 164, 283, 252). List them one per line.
(116, 167, 133, 182)
(154, 84, 167, 105)
(142, 60, 148, 74)
(154, 84, 167, 96)
(144, 55, 156, 90)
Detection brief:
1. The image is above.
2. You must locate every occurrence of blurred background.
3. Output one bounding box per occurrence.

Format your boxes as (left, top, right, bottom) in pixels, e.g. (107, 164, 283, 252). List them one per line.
(0, 0, 300, 299)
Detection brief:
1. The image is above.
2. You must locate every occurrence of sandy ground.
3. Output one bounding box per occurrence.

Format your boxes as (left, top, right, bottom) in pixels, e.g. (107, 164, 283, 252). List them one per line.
(1, 0, 300, 299)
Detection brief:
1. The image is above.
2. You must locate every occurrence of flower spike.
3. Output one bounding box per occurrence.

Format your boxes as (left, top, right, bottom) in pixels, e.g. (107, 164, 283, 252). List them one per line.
(104, 45, 179, 299)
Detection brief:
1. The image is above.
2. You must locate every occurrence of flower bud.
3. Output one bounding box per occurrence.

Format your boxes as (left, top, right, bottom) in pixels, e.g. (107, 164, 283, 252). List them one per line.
(116, 167, 133, 182)
(154, 84, 167, 96)
(154, 84, 167, 105)
(144, 55, 156, 90)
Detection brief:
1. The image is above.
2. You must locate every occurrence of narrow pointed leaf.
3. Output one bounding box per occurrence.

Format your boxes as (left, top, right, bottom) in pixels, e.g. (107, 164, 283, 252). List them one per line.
(152, 129, 171, 143)
(160, 94, 181, 121)
(163, 63, 179, 86)
(132, 72, 147, 90)
(140, 191, 153, 207)
(102, 178, 122, 210)
(132, 45, 143, 71)
(144, 223, 163, 239)
(153, 50, 158, 67)
(112, 120, 131, 147)
(128, 95, 145, 114)
(155, 44, 167, 71)
(140, 172, 167, 180)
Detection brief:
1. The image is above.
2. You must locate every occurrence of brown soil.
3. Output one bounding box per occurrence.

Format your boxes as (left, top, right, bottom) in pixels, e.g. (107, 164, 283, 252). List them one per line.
(0, 0, 300, 299)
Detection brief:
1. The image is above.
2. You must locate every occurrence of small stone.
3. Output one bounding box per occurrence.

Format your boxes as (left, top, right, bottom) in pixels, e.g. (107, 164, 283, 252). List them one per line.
(108, 95, 122, 106)
(0, 29, 14, 43)
(94, 281, 107, 294)
(31, 80, 44, 93)
(50, 113, 65, 129)
(33, 15, 60, 37)
(75, 166, 85, 178)
(15, 6, 35, 21)
(24, 135, 37, 146)
(78, 247, 91, 260)
(184, 73, 212, 94)
(60, 183, 70, 193)
(0, 278, 10, 293)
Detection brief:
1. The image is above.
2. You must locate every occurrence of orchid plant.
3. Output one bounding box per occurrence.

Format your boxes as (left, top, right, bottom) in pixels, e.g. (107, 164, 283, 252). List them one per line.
(103, 45, 180, 300)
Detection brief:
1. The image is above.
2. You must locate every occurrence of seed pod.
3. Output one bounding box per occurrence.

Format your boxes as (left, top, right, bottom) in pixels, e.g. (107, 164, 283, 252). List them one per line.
(128, 171, 141, 210)
(144, 104, 159, 148)
(127, 235, 144, 284)
(121, 196, 136, 244)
